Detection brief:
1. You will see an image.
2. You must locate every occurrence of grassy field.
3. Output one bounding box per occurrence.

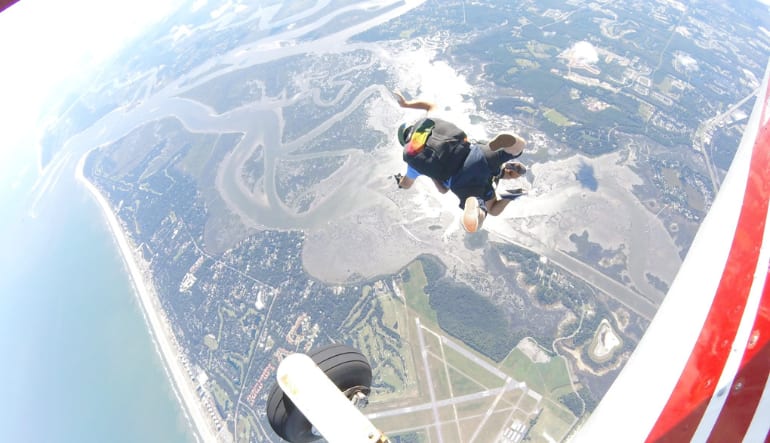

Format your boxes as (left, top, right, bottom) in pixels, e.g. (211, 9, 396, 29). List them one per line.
(661, 167, 680, 188)
(657, 75, 674, 94)
(379, 290, 403, 331)
(638, 101, 655, 121)
(340, 286, 370, 329)
(455, 395, 497, 419)
(529, 402, 577, 443)
(543, 108, 573, 126)
(500, 348, 572, 397)
(236, 413, 251, 443)
(683, 182, 706, 213)
(447, 366, 486, 397)
(427, 353, 453, 401)
(474, 409, 518, 441)
(204, 333, 218, 350)
(343, 285, 417, 401)
(209, 379, 231, 415)
(518, 392, 541, 415)
(371, 409, 436, 435)
(387, 430, 428, 442)
(402, 261, 438, 325)
(444, 345, 505, 390)
(525, 41, 559, 59)
(178, 134, 220, 180)
(420, 326, 442, 354)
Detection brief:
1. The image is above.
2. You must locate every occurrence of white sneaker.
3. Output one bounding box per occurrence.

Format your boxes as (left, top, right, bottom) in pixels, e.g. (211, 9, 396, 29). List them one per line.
(462, 197, 481, 232)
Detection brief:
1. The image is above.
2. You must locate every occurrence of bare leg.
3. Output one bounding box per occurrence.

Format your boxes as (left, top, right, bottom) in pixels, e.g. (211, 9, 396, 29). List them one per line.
(486, 197, 512, 216)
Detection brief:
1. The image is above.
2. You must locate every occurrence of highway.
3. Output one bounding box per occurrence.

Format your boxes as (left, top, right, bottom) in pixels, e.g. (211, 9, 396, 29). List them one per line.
(695, 88, 759, 193)
(492, 230, 659, 320)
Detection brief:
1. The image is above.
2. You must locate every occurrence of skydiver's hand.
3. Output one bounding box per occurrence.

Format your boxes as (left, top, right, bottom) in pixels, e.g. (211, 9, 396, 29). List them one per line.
(392, 90, 407, 107)
(502, 162, 527, 179)
(394, 173, 404, 187)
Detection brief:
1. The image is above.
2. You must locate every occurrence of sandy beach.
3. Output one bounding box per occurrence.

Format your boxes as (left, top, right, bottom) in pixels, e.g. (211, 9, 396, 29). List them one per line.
(75, 154, 219, 442)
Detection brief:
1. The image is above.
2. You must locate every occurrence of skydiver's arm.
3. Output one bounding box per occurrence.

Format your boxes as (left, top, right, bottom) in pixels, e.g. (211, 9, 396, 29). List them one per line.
(432, 178, 449, 194)
(392, 90, 436, 112)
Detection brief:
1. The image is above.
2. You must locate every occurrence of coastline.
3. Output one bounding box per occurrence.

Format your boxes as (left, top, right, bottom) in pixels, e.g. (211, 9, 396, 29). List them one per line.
(75, 153, 219, 443)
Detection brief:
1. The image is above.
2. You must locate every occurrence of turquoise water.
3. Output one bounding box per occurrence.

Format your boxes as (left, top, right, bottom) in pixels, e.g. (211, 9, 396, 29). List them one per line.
(0, 151, 195, 443)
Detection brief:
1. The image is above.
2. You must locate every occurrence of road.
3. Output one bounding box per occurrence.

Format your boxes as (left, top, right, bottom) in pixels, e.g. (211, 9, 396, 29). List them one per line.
(415, 318, 445, 443)
(492, 230, 659, 320)
(695, 88, 759, 193)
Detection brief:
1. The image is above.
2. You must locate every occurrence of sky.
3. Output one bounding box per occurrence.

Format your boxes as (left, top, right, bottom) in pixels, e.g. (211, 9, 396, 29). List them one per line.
(0, 0, 183, 175)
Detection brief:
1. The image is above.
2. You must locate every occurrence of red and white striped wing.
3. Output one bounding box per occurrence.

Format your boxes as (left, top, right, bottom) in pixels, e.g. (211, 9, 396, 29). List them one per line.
(0, 0, 19, 14)
(575, 61, 770, 442)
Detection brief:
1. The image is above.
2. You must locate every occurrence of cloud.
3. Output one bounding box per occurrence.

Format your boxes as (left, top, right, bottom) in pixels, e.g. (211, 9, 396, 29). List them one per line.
(568, 41, 599, 64)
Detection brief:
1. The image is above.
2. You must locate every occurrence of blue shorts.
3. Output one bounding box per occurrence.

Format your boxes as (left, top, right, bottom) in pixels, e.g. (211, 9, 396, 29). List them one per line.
(450, 145, 514, 208)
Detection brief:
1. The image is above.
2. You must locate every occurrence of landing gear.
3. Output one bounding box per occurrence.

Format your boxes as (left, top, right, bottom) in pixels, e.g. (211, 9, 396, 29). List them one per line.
(266, 344, 373, 442)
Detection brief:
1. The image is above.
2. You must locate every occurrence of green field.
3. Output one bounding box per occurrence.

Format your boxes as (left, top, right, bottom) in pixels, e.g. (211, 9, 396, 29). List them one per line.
(661, 167, 680, 188)
(428, 353, 453, 400)
(387, 430, 427, 443)
(343, 286, 415, 399)
(402, 261, 438, 325)
(543, 108, 573, 126)
(209, 379, 231, 415)
(499, 348, 572, 397)
(683, 182, 706, 213)
(447, 366, 486, 397)
(638, 102, 655, 121)
(657, 75, 674, 94)
(529, 402, 577, 443)
(178, 134, 220, 179)
(444, 343, 505, 390)
(204, 334, 219, 350)
(371, 409, 435, 435)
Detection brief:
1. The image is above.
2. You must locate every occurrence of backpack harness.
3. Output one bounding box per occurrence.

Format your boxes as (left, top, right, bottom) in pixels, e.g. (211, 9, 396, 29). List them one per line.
(402, 118, 471, 182)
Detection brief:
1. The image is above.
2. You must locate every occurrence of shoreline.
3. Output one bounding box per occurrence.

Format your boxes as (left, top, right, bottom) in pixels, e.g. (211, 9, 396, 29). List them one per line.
(75, 153, 219, 443)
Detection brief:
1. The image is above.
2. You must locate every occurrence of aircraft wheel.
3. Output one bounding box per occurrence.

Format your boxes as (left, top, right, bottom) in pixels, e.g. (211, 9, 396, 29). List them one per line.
(266, 343, 372, 442)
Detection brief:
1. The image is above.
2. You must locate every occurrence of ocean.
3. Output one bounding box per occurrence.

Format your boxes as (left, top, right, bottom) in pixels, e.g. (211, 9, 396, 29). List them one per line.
(0, 150, 195, 443)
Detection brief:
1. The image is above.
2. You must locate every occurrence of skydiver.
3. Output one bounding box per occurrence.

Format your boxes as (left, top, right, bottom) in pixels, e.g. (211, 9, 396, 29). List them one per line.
(392, 91, 528, 232)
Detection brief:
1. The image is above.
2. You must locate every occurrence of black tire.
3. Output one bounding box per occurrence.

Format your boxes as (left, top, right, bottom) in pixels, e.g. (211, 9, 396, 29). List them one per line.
(266, 344, 372, 442)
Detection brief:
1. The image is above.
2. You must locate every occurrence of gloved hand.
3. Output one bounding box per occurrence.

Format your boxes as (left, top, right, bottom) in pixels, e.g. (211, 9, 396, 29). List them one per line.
(394, 173, 404, 187)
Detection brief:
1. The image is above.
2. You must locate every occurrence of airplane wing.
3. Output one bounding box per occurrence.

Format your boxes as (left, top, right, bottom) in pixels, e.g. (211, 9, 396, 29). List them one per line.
(573, 59, 770, 442)
(0, 1, 19, 14)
